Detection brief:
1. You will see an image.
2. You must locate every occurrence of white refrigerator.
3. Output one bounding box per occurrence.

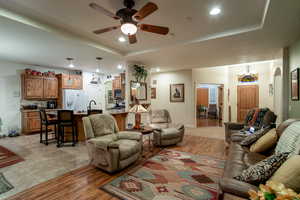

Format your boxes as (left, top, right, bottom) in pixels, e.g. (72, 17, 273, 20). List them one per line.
(63, 89, 88, 112)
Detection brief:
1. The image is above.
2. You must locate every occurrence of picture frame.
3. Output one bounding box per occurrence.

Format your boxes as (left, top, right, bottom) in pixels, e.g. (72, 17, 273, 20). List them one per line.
(291, 68, 299, 101)
(151, 88, 156, 99)
(170, 84, 185, 102)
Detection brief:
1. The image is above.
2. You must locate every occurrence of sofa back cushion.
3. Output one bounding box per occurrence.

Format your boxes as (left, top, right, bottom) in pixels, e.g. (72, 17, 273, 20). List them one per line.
(150, 109, 171, 123)
(275, 121, 300, 155)
(89, 114, 119, 137)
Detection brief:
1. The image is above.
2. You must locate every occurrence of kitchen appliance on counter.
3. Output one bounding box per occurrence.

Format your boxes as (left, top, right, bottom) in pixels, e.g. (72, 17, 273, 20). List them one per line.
(63, 89, 88, 112)
(47, 100, 57, 109)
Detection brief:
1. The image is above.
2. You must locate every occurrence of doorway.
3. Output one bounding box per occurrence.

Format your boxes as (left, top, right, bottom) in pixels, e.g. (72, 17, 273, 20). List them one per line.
(196, 84, 224, 127)
(237, 85, 259, 122)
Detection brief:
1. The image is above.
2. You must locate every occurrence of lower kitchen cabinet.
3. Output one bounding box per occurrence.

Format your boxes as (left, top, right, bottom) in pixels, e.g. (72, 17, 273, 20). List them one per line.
(22, 111, 41, 134)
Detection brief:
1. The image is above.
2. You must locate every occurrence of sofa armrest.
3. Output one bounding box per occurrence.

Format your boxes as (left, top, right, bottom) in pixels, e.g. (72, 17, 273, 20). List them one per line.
(219, 178, 258, 198)
(117, 131, 142, 141)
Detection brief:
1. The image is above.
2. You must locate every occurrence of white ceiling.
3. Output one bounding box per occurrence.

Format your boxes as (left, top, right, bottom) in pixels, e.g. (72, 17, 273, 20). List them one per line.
(0, 0, 300, 72)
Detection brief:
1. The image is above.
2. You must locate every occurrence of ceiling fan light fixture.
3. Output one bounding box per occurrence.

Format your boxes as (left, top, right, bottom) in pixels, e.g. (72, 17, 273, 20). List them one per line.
(121, 23, 137, 35)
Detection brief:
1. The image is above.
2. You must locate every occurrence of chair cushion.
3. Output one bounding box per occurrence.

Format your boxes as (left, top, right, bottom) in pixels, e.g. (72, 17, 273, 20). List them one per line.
(88, 134, 118, 150)
(269, 155, 300, 192)
(161, 128, 180, 140)
(89, 114, 118, 137)
(114, 139, 141, 160)
(275, 121, 300, 155)
(234, 152, 289, 184)
(250, 129, 277, 153)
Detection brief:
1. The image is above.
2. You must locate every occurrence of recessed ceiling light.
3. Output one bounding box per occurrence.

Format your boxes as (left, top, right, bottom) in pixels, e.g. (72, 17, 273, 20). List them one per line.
(117, 65, 123, 69)
(96, 68, 100, 73)
(156, 68, 160, 72)
(210, 7, 221, 16)
(118, 36, 126, 42)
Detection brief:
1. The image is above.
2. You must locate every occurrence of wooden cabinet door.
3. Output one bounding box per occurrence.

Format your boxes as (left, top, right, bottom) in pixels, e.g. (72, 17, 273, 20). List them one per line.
(72, 75, 83, 89)
(237, 85, 259, 122)
(44, 77, 58, 99)
(22, 111, 41, 134)
(23, 76, 44, 99)
(61, 74, 73, 89)
(27, 118, 41, 132)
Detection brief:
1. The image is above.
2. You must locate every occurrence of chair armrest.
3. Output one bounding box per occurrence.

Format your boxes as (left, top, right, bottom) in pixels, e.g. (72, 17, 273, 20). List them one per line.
(224, 122, 245, 130)
(117, 131, 142, 141)
(219, 177, 258, 198)
(88, 137, 117, 150)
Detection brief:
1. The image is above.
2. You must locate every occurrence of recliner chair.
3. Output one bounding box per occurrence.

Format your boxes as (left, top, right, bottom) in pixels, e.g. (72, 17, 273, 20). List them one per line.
(148, 109, 185, 146)
(83, 114, 142, 173)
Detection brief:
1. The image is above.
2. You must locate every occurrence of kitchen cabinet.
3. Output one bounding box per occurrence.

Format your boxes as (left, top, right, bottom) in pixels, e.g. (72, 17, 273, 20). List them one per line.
(22, 111, 41, 134)
(22, 75, 44, 99)
(44, 77, 58, 99)
(112, 73, 126, 99)
(22, 74, 58, 100)
(58, 74, 82, 90)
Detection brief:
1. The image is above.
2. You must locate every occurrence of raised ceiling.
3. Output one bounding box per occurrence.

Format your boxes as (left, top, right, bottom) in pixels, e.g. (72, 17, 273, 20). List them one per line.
(0, 0, 300, 72)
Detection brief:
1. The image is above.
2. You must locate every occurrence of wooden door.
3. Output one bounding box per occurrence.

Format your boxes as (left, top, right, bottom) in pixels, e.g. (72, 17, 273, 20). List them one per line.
(44, 77, 58, 99)
(237, 85, 259, 122)
(23, 75, 44, 99)
(197, 88, 209, 107)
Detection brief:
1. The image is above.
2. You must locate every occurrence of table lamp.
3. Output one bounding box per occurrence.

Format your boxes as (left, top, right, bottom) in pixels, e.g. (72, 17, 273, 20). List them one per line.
(129, 102, 147, 130)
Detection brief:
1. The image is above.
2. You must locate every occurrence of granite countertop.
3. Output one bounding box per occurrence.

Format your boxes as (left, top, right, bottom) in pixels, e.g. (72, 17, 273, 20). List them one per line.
(21, 109, 129, 115)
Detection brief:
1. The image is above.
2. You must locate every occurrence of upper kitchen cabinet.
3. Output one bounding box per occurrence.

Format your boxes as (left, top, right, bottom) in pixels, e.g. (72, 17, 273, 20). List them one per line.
(112, 73, 126, 99)
(21, 74, 58, 100)
(58, 74, 82, 90)
(43, 77, 58, 99)
(22, 75, 44, 99)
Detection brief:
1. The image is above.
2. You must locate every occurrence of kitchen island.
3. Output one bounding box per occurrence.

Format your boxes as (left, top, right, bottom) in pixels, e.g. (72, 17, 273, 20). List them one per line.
(21, 109, 128, 141)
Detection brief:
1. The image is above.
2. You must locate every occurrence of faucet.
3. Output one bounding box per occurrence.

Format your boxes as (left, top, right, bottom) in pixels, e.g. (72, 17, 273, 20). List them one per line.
(88, 100, 97, 110)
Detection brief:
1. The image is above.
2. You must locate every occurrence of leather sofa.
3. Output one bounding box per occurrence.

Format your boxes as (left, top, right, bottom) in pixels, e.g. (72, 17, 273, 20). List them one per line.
(148, 109, 185, 146)
(220, 119, 299, 198)
(224, 109, 277, 144)
(82, 114, 143, 173)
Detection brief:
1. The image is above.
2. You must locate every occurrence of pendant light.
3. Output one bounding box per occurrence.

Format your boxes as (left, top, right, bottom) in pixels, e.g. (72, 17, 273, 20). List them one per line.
(66, 58, 74, 85)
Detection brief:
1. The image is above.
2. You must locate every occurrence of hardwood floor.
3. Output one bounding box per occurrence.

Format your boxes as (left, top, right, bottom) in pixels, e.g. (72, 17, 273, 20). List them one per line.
(197, 117, 221, 127)
(7, 135, 242, 200)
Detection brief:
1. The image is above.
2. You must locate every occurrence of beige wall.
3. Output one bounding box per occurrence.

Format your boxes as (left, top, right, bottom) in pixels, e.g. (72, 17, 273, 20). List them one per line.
(192, 67, 229, 122)
(151, 70, 195, 127)
(150, 60, 281, 126)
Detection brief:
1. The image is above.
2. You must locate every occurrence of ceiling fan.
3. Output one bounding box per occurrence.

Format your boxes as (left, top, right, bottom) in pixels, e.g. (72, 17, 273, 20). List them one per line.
(89, 0, 169, 44)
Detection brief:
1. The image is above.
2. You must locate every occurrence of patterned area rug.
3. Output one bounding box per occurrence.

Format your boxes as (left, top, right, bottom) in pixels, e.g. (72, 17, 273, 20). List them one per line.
(0, 146, 24, 169)
(0, 173, 13, 195)
(102, 149, 225, 200)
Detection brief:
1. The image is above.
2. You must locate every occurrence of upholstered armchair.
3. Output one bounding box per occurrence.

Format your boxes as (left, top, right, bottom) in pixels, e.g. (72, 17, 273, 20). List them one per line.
(149, 109, 185, 146)
(83, 114, 142, 173)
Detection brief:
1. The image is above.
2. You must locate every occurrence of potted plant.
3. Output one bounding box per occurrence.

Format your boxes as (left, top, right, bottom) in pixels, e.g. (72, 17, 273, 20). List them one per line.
(133, 65, 148, 82)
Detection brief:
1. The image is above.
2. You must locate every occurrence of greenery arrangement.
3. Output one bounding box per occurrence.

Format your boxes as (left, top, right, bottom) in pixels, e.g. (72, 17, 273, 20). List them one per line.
(249, 181, 300, 200)
(133, 64, 148, 82)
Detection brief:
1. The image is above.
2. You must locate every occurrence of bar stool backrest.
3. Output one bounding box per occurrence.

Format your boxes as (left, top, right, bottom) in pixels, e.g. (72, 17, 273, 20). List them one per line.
(39, 109, 48, 124)
(57, 110, 74, 124)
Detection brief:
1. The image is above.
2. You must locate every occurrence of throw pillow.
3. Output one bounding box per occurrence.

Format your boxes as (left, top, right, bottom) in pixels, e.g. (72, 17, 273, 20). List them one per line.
(269, 155, 300, 192)
(275, 121, 300, 154)
(240, 127, 271, 146)
(234, 152, 289, 184)
(250, 129, 278, 153)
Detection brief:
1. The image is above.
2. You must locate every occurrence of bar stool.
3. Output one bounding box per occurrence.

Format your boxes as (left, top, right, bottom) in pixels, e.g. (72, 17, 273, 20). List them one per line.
(39, 109, 58, 145)
(57, 110, 77, 147)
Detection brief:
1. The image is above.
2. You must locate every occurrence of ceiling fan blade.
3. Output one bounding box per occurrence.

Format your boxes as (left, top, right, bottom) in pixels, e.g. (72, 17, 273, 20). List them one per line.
(140, 24, 169, 35)
(128, 34, 137, 44)
(93, 25, 120, 34)
(89, 3, 120, 20)
(132, 2, 158, 21)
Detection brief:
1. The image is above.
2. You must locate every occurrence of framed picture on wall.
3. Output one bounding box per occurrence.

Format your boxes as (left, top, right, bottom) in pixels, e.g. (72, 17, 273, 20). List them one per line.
(151, 88, 156, 99)
(170, 84, 185, 102)
(291, 68, 299, 101)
